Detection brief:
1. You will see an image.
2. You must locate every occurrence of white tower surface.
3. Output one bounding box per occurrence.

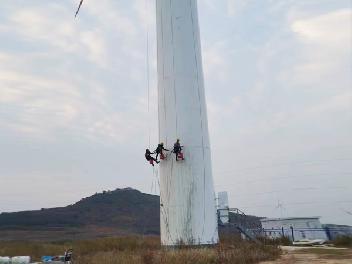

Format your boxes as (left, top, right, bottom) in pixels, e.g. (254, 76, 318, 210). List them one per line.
(156, 0, 219, 246)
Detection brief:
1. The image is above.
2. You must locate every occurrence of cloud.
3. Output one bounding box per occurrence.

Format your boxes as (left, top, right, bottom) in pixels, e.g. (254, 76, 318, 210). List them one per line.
(226, 0, 248, 17)
(0, 67, 148, 142)
(203, 41, 232, 83)
(0, 69, 82, 137)
(0, 1, 153, 143)
(81, 0, 138, 38)
(207, 6, 352, 167)
(133, 0, 155, 30)
(10, 8, 78, 51)
(8, 7, 110, 67)
(287, 9, 352, 87)
(79, 30, 108, 67)
(292, 9, 351, 47)
(308, 91, 352, 116)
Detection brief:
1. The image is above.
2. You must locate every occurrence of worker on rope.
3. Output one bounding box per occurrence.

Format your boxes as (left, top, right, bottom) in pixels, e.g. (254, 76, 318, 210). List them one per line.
(64, 248, 73, 263)
(155, 143, 169, 161)
(145, 149, 159, 166)
(173, 139, 184, 161)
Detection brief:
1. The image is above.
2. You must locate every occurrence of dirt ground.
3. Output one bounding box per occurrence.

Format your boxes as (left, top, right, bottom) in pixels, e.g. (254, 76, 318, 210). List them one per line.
(261, 246, 352, 264)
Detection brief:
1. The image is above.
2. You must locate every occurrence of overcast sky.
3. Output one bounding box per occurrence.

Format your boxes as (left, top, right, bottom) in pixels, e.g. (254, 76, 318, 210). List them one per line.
(0, 0, 351, 225)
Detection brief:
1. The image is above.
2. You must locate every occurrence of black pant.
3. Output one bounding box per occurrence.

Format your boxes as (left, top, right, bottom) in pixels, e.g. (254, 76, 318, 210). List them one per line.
(155, 152, 160, 160)
(147, 156, 157, 162)
(174, 151, 180, 161)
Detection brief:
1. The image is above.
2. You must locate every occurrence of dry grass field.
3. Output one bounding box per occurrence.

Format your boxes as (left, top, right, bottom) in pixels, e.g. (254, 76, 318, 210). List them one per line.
(0, 235, 281, 264)
(261, 247, 352, 264)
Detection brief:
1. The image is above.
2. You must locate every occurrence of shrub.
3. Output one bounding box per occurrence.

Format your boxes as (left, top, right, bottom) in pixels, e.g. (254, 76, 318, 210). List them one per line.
(332, 236, 352, 248)
(258, 236, 292, 246)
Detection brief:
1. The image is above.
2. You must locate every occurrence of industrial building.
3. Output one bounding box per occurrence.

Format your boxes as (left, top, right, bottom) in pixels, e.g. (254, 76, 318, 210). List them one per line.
(324, 224, 352, 240)
(216, 191, 352, 243)
(260, 217, 328, 241)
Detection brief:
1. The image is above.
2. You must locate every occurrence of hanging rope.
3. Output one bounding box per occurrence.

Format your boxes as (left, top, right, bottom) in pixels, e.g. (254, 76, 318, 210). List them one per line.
(75, 0, 84, 18)
(143, 0, 153, 164)
(169, 0, 179, 139)
(144, 0, 174, 242)
(144, 0, 156, 194)
(154, 166, 175, 244)
(146, 25, 151, 149)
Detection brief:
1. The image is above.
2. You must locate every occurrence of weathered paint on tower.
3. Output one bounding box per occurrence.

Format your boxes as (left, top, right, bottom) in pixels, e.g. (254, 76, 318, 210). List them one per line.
(156, 0, 219, 246)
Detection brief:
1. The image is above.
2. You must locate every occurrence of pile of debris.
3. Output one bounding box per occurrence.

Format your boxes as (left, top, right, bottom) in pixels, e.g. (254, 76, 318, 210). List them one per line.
(0, 249, 72, 264)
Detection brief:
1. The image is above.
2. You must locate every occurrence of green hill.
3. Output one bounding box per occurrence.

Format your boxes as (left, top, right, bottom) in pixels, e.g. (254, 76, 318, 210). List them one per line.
(0, 188, 262, 241)
(0, 188, 160, 241)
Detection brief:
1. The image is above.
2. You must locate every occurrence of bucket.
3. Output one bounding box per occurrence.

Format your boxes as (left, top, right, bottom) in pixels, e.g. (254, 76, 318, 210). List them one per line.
(0, 257, 10, 264)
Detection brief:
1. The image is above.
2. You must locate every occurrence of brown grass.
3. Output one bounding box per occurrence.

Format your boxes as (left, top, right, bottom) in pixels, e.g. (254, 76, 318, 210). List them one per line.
(332, 236, 352, 248)
(258, 236, 292, 246)
(295, 248, 352, 260)
(0, 235, 281, 264)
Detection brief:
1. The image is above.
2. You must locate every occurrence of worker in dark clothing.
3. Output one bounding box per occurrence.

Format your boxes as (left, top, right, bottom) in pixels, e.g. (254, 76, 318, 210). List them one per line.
(64, 248, 73, 263)
(173, 139, 184, 161)
(155, 143, 169, 161)
(145, 149, 159, 166)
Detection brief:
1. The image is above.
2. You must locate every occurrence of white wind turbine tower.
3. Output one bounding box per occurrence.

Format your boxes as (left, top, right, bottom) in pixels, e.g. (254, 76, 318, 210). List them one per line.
(156, 0, 218, 246)
(76, 0, 219, 246)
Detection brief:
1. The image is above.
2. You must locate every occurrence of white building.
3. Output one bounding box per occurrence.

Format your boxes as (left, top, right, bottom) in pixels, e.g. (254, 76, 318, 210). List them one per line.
(260, 217, 328, 241)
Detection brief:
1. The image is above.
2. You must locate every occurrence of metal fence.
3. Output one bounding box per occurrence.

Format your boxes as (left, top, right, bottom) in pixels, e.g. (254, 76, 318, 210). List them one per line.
(248, 227, 352, 241)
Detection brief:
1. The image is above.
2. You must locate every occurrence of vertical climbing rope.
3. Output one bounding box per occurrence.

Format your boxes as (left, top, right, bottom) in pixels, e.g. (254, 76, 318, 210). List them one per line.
(153, 166, 174, 244)
(169, 0, 179, 139)
(160, 1, 168, 146)
(145, 0, 152, 149)
(146, 1, 173, 242)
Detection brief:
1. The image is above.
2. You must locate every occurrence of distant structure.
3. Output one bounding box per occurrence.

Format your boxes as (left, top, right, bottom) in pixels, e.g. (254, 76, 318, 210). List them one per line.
(156, 0, 218, 246)
(218, 192, 230, 225)
(261, 217, 328, 241)
(216, 191, 262, 243)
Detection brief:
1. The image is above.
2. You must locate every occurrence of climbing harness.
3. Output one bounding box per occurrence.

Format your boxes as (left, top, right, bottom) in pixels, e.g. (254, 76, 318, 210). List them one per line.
(177, 152, 184, 161)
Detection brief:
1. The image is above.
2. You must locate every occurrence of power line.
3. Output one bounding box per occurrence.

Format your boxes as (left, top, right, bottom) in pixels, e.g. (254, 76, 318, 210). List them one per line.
(214, 158, 352, 176)
(214, 172, 352, 187)
(239, 200, 352, 210)
(341, 208, 352, 216)
(224, 186, 351, 198)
